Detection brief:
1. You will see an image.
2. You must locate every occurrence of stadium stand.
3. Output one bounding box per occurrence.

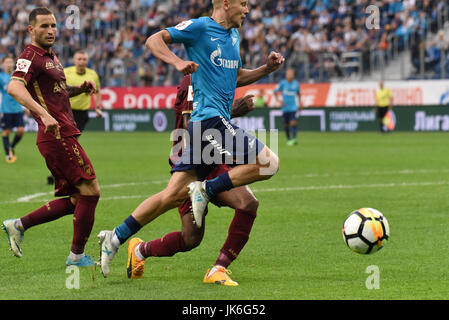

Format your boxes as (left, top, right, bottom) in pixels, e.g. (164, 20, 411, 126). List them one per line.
(1, 0, 449, 85)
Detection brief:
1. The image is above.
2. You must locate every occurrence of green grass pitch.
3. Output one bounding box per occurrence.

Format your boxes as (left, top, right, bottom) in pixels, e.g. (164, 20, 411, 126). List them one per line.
(1, 131, 448, 300)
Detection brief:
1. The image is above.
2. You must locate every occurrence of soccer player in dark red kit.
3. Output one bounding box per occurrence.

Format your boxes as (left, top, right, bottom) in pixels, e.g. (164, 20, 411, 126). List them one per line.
(1, 7, 100, 267)
(126, 74, 258, 286)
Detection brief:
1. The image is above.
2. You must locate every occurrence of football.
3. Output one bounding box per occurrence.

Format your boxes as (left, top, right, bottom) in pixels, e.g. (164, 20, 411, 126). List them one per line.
(342, 208, 390, 254)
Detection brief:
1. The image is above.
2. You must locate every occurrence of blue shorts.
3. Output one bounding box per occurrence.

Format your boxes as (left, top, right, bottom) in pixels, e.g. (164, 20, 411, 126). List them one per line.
(282, 111, 297, 123)
(1, 113, 24, 130)
(171, 116, 265, 180)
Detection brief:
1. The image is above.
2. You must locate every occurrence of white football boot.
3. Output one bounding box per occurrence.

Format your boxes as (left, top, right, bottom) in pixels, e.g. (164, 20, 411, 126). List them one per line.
(187, 181, 210, 229)
(97, 229, 119, 277)
(2, 219, 24, 257)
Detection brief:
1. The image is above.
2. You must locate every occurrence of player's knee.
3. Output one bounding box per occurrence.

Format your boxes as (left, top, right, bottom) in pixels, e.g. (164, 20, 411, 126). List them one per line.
(257, 147, 280, 179)
(260, 153, 280, 179)
(182, 231, 203, 250)
(17, 127, 25, 136)
(238, 196, 259, 213)
(70, 194, 79, 206)
(78, 179, 101, 197)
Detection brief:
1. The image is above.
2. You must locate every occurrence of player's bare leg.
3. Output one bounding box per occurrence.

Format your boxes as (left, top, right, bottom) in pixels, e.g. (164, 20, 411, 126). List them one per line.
(98, 170, 197, 277)
(190, 145, 278, 226)
(131, 170, 197, 226)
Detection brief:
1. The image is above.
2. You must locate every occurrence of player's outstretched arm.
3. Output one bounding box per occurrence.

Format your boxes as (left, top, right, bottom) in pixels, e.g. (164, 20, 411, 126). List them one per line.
(237, 52, 285, 88)
(8, 79, 60, 136)
(146, 30, 198, 75)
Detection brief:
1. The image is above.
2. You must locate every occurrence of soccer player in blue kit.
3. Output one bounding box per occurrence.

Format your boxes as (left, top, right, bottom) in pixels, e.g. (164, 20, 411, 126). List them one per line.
(274, 68, 302, 146)
(98, 0, 285, 279)
(0, 56, 27, 163)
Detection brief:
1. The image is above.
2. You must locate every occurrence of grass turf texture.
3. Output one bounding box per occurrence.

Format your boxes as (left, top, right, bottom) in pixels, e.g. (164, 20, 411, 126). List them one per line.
(0, 131, 448, 300)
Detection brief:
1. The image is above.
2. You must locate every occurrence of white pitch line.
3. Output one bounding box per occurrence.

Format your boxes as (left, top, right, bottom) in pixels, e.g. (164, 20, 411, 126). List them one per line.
(2, 180, 446, 205)
(6, 179, 169, 204)
(250, 180, 448, 193)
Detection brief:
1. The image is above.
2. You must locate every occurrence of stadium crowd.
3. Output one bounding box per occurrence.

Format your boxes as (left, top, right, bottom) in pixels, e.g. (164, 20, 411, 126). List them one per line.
(0, 0, 448, 86)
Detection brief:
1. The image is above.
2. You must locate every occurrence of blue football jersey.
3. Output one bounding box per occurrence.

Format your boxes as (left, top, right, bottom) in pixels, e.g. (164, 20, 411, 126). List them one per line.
(274, 79, 300, 113)
(0, 72, 23, 114)
(166, 17, 242, 121)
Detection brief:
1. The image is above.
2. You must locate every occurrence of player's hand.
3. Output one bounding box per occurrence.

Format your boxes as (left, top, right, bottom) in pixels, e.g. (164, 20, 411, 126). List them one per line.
(266, 52, 285, 73)
(41, 113, 61, 139)
(175, 60, 199, 75)
(80, 80, 96, 95)
(231, 95, 255, 118)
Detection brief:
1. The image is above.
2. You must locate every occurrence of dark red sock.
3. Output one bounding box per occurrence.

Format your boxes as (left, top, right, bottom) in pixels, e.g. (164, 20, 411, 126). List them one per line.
(215, 209, 257, 268)
(139, 231, 186, 258)
(20, 197, 75, 230)
(71, 195, 99, 254)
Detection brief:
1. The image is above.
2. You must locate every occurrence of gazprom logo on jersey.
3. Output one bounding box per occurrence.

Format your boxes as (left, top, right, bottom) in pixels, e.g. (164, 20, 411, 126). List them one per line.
(210, 44, 239, 69)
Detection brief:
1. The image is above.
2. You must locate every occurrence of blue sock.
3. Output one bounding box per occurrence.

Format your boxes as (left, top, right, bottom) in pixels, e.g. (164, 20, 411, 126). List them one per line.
(114, 215, 142, 245)
(2, 136, 10, 155)
(291, 125, 297, 139)
(284, 126, 290, 140)
(204, 172, 234, 198)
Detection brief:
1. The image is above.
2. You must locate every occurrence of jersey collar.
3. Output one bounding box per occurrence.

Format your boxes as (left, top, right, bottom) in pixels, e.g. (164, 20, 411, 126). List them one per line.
(25, 44, 55, 58)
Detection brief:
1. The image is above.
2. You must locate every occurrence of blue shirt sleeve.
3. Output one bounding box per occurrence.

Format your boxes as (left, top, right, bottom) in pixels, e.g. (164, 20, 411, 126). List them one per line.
(274, 80, 284, 93)
(166, 18, 206, 46)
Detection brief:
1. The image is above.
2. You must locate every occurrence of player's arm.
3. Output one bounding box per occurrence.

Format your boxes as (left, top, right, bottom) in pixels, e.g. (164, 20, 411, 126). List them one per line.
(94, 90, 102, 117)
(236, 52, 285, 87)
(67, 80, 96, 98)
(146, 30, 198, 75)
(231, 95, 254, 118)
(8, 79, 59, 135)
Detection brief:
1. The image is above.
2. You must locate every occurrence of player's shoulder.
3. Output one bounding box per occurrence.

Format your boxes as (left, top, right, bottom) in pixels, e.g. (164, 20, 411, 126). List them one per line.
(18, 45, 40, 61)
(172, 17, 207, 31)
(86, 67, 99, 77)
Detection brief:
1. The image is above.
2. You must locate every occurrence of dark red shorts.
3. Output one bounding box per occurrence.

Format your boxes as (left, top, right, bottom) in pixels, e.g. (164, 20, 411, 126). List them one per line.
(177, 164, 232, 217)
(37, 136, 96, 197)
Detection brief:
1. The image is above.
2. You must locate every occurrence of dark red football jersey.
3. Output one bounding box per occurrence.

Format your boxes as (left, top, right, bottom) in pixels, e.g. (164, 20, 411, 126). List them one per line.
(12, 44, 80, 143)
(173, 74, 193, 131)
(169, 75, 193, 166)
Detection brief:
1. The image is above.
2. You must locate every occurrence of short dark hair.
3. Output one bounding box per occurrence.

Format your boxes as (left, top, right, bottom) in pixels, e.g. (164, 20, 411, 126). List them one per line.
(74, 50, 88, 56)
(29, 7, 53, 26)
(2, 55, 14, 62)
